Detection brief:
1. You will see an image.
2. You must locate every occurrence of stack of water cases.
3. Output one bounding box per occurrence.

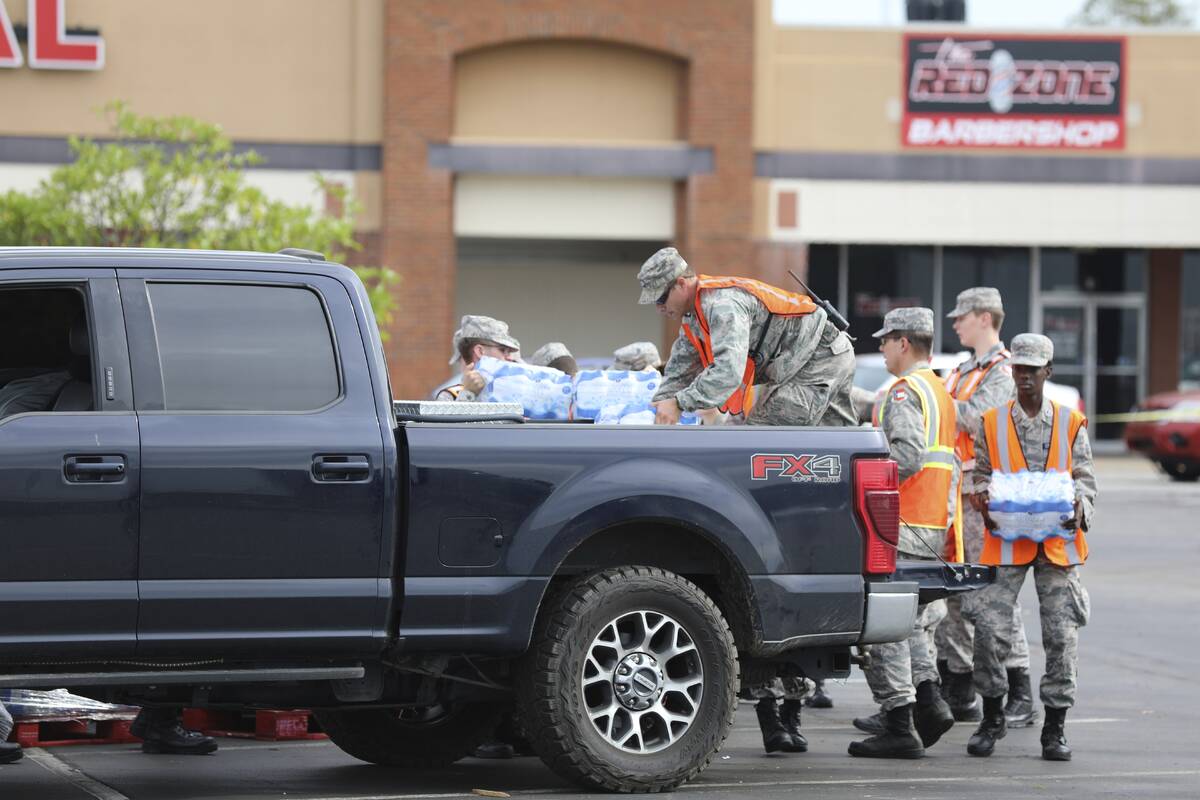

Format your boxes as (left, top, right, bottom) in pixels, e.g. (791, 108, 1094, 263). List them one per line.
(988, 470, 1076, 541)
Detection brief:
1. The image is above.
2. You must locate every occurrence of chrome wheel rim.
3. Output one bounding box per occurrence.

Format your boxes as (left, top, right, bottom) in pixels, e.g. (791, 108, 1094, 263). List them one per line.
(581, 609, 704, 754)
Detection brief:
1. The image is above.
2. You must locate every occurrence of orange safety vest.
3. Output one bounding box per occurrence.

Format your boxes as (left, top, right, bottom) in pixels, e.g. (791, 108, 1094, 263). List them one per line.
(945, 348, 1011, 467)
(980, 400, 1089, 567)
(681, 275, 817, 415)
(878, 368, 962, 561)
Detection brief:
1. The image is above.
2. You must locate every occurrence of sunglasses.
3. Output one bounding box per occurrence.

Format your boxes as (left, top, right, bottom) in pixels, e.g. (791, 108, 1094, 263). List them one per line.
(655, 285, 673, 306)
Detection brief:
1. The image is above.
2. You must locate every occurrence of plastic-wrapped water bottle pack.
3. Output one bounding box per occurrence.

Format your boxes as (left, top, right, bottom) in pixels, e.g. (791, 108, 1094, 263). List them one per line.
(987, 469, 1077, 542)
(594, 402, 699, 426)
(475, 356, 574, 420)
(571, 368, 662, 421)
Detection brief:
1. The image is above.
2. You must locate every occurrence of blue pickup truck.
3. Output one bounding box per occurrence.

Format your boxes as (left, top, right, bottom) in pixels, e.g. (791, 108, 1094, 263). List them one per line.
(0, 247, 988, 792)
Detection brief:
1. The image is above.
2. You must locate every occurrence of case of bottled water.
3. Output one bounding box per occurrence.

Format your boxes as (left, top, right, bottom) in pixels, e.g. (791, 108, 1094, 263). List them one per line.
(987, 469, 1077, 542)
(475, 356, 573, 420)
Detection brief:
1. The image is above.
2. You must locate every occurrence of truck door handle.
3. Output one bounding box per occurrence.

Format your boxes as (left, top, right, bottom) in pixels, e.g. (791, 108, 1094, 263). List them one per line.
(312, 455, 371, 482)
(64, 455, 126, 482)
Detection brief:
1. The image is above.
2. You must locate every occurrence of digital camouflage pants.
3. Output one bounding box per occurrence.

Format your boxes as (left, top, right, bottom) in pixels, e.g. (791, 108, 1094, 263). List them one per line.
(740, 676, 808, 702)
(864, 599, 947, 711)
(935, 499, 1031, 673)
(746, 346, 857, 428)
(0, 698, 12, 741)
(963, 552, 1090, 708)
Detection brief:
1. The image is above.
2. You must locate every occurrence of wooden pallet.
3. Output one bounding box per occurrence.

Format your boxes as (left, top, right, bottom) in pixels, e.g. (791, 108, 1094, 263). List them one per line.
(181, 708, 326, 741)
(11, 717, 139, 748)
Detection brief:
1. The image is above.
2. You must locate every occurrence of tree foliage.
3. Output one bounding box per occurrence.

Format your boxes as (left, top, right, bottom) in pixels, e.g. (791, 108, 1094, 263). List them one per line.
(1072, 0, 1194, 26)
(0, 102, 398, 335)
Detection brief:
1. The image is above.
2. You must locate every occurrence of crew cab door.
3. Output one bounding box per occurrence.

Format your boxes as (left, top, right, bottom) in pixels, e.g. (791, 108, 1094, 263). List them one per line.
(0, 271, 139, 658)
(118, 269, 386, 656)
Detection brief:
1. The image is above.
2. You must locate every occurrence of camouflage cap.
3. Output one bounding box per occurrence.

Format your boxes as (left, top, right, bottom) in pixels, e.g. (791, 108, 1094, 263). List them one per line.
(528, 342, 572, 367)
(872, 307, 935, 339)
(612, 341, 663, 371)
(637, 247, 688, 305)
(1009, 333, 1054, 367)
(448, 315, 521, 365)
(947, 286, 1004, 318)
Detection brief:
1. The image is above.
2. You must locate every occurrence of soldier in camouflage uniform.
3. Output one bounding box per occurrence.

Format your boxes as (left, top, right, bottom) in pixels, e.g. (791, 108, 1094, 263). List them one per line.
(529, 342, 578, 376)
(849, 308, 958, 759)
(436, 315, 521, 402)
(964, 333, 1096, 762)
(612, 341, 663, 372)
(637, 247, 857, 753)
(937, 287, 1035, 727)
(636, 247, 856, 428)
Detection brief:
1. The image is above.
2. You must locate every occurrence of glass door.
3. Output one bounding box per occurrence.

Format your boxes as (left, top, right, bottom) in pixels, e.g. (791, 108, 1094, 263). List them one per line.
(1039, 296, 1144, 441)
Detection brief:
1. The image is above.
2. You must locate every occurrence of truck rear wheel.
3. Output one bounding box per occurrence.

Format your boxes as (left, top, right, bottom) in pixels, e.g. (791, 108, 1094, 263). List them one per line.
(315, 702, 503, 768)
(517, 566, 738, 793)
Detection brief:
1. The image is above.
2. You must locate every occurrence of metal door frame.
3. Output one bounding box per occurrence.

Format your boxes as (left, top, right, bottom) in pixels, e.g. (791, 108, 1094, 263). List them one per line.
(1035, 289, 1147, 431)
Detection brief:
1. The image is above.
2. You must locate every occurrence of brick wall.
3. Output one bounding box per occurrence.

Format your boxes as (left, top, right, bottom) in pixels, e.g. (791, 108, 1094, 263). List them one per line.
(382, 0, 756, 397)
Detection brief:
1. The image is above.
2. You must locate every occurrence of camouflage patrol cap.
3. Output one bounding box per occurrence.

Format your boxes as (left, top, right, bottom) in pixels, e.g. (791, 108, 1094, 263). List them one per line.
(612, 341, 663, 371)
(947, 287, 1004, 318)
(1009, 333, 1054, 367)
(448, 315, 521, 365)
(528, 342, 572, 367)
(872, 307, 935, 339)
(637, 247, 688, 305)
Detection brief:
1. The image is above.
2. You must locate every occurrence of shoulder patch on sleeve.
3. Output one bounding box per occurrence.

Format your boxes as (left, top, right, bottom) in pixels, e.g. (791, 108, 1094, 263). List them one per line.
(891, 386, 909, 403)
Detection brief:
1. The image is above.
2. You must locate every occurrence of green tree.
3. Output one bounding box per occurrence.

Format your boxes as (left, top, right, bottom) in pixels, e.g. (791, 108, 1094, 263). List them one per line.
(0, 102, 398, 336)
(1072, 0, 1194, 26)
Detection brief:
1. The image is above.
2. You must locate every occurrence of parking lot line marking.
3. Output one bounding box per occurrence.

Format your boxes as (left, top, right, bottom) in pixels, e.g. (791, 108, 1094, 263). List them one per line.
(298, 769, 1200, 800)
(26, 748, 131, 800)
(686, 768, 1200, 791)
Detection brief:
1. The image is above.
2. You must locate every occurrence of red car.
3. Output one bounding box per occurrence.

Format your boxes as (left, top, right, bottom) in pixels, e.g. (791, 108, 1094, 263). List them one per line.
(1125, 389, 1200, 482)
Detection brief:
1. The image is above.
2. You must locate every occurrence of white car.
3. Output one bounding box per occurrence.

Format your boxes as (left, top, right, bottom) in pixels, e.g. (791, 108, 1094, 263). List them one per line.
(853, 352, 1084, 424)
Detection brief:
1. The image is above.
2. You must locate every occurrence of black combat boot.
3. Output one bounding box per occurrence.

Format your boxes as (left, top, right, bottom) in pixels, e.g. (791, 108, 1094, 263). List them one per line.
(848, 704, 925, 759)
(946, 669, 982, 722)
(778, 699, 808, 752)
(1004, 667, 1039, 728)
(0, 741, 22, 764)
(1041, 706, 1072, 761)
(913, 679, 955, 747)
(966, 694, 1007, 757)
(140, 720, 218, 755)
(937, 659, 952, 700)
(852, 709, 887, 734)
(804, 679, 833, 709)
(754, 698, 794, 754)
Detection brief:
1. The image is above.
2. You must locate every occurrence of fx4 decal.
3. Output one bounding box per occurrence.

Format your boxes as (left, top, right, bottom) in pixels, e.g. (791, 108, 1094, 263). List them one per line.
(751, 453, 842, 483)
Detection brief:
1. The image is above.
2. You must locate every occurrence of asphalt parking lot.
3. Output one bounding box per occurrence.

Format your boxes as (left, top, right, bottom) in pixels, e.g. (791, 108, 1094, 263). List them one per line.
(4, 456, 1199, 800)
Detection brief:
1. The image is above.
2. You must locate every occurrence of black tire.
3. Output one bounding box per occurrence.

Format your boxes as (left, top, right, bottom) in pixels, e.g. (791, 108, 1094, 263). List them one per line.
(314, 702, 503, 768)
(516, 566, 738, 793)
(1160, 460, 1200, 482)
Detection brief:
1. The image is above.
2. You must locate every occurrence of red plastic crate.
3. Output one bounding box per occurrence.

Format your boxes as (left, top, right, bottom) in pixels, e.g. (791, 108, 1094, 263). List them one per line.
(13, 717, 138, 748)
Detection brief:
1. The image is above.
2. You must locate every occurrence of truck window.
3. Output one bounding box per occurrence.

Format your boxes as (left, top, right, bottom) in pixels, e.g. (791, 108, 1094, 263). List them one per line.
(0, 286, 94, 418)
(146, 282, 339, 412)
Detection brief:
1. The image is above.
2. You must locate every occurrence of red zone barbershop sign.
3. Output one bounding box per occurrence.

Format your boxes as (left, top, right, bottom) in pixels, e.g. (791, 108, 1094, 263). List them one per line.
(0, 0, 104, 70)
(903, 34, 1125, 150)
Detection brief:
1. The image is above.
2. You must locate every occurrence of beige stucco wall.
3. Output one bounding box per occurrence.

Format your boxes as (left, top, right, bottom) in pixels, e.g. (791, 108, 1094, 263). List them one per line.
(0, 0, 383, 143)
(453, 40, 684, 143)
(755, 23, 1200, 158)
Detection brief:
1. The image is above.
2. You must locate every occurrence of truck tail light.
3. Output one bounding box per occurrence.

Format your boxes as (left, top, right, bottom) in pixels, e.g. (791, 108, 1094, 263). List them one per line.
(854, 458, 899, 575)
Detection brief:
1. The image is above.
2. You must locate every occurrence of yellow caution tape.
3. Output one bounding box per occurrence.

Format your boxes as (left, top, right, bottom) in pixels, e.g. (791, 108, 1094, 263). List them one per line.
(1091, 409, 1200, 423)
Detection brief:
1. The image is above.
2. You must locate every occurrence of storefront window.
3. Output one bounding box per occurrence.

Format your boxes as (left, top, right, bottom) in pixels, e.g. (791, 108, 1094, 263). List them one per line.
(846, 246, 934, 353)
(1182, 251, 1200, 390)
(940, 247, 1031, 353)
(1041, 248, 1146, 293)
